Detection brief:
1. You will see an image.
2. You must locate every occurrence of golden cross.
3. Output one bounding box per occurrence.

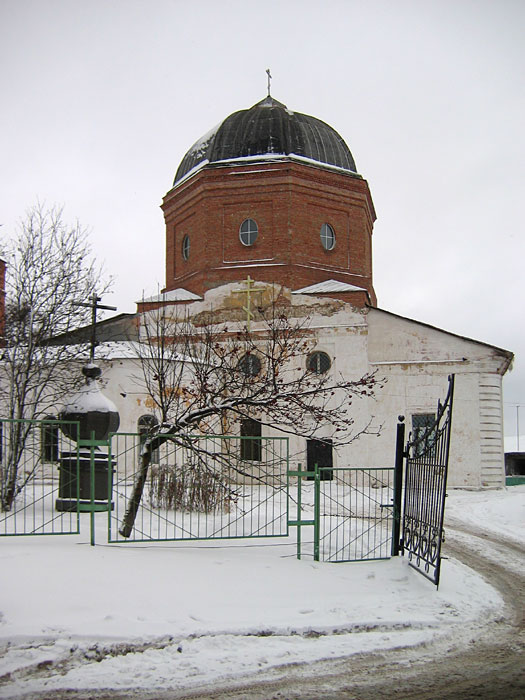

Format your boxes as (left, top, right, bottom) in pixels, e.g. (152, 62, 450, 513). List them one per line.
(233, 276, 265, 331)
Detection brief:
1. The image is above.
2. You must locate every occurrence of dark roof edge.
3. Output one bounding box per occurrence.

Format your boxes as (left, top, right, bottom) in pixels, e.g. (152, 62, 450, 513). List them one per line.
(45, 313, 139, 346)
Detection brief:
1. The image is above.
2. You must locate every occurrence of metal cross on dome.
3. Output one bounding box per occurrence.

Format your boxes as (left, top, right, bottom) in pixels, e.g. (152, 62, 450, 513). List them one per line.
(74, 292, 117, 363)
(233, 276, 265, 332)
(266, 68, 272, 96)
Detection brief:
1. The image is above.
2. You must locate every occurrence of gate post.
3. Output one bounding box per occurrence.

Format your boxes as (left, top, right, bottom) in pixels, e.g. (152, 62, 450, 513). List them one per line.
(392, 416, 405, 556)
(313, 463, 320, 562)
(297, 463, 303, 560)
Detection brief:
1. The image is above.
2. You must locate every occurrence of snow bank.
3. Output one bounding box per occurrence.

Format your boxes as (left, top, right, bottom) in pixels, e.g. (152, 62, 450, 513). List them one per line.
(446, 485, 525, 545)
(1, 487, 522, 695)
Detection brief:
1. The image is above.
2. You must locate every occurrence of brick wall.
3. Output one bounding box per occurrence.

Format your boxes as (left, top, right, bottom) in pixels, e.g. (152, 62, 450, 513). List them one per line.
(161, 160, 377, 306)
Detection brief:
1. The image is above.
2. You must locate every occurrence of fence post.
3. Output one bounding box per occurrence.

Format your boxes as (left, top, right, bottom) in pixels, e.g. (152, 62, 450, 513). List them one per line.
(107, 433, 113, 543)
(392, 417, 405, 556)
(313, 463, 320, 562)
(296, 463, 302, 560)
(89, 430, 96, 546)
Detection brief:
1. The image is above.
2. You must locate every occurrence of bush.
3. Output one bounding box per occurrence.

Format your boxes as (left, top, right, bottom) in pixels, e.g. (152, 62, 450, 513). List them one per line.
(149, 464, 237, 513)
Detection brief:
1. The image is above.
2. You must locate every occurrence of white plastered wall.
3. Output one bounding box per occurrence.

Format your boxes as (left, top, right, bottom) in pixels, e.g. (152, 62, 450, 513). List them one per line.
(92, 286, 511, 489)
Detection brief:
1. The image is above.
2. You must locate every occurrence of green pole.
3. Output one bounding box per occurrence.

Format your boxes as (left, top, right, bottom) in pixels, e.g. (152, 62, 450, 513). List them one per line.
(313, 463, 320, 562)
(297, 463, 302, 560)
(75, 424, 81, 532)
(107, 434, 112, 542)
(90, 431, 96, 546)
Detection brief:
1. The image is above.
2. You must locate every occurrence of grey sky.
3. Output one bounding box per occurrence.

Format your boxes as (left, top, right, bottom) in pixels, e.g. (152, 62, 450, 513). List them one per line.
(1, 0, 524, 440)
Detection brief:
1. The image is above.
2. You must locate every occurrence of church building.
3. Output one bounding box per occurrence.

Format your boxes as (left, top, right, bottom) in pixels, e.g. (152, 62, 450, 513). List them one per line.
(102, 92, 512, 489)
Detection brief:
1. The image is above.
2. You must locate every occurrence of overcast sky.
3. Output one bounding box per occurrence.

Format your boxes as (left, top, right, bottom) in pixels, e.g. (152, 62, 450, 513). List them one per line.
(1, 0, 524, 440)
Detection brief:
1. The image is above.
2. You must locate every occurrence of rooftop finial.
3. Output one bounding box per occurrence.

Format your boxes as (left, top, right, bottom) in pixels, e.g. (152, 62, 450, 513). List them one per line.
(266, 68, 272, 97)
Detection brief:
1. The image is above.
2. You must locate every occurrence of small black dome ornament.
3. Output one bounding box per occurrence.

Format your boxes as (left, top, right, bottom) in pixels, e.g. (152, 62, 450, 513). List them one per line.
(174, 95, 358, 185)
(59, 363, 120, 442)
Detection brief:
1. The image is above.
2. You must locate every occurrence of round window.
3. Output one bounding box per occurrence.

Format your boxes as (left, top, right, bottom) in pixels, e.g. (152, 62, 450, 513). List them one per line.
(239, 219, 258, 246)
(320, 223, 335, 251)
(238, 353, 261, 377)
(182, 234, 190, 260)
(307, 351, 331, 374)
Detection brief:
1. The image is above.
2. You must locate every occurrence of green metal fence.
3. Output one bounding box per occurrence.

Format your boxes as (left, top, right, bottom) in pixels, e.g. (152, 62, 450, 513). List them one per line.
(0, 418, 80, 536)
(290, 466, 395, 562)
(318, 467, 395, 562)
(108, 433, 289, 543)
(0, 415, 396, 564)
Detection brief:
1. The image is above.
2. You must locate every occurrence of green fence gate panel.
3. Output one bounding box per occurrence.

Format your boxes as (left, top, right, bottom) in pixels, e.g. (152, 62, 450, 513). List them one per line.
(318, 467, 395, 562)
(108, 433, 289, 543)
(0, 418, 81, 537)
(289, 466, 395, 562)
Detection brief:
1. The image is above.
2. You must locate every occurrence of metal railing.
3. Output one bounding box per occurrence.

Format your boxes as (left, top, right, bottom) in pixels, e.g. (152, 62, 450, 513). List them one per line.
(400, 375, 455, 586)
(0, 418, 80, 536)
(317, 467, 395, 562)
(289, 465, 396, 562)
(108, 433, 289, 543)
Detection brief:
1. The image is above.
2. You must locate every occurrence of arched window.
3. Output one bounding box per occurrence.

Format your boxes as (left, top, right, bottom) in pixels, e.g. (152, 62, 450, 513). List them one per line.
(239, 218, 258, 246)
(182, 234, 190, 260)
(238, 353, 261, 377)
(138, 414, 160, 464)
(320, 223, 336, 251)
(307, 351, 331, 374)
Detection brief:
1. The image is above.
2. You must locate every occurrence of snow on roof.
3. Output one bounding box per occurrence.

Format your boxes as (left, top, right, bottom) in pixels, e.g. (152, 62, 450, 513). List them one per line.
(138, 289, 203, 304)
(98, 341, 190, 363)
(97, 341, 143, 359)
(187, 121, 222, 159)
(171, 152, 360, 190)
(62, 382, 118, 414)
(293, 279, 368, 294)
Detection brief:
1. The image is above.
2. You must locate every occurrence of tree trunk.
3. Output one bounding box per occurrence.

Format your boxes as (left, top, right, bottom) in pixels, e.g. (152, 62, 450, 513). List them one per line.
(119, 434, 167, 537)
(0, 423, 25, 511)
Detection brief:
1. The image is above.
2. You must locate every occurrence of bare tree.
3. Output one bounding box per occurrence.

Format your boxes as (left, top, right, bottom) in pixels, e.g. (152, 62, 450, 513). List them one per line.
(0, 203, 111, 510)
(120, 292, 382, 535)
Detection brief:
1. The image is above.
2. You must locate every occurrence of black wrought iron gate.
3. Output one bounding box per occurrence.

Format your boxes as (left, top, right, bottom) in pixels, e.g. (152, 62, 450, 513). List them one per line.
(398, 375, 455, 587)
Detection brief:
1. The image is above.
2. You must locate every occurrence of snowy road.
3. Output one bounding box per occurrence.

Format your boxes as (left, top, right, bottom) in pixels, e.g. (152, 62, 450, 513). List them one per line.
(75, 520, 521, 700)
(1, 488, 524, 699)
(160, 523, 524, 700)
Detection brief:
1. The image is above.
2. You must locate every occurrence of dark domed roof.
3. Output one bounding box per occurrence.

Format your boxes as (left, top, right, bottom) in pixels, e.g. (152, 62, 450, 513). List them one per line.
(174, 96, 357, 185)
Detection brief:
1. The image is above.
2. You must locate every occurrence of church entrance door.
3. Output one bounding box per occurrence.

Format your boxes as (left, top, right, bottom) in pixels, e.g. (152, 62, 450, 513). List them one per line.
(306, 439, 333, 481)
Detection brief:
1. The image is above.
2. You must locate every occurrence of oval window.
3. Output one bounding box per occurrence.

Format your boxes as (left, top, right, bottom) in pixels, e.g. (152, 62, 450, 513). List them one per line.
(239, 219, 258, 246)
(320, 223, 335, 251)
(182, 234, 190, 260)
(307, 351, 331, 374)
(238, 353, 261, 377)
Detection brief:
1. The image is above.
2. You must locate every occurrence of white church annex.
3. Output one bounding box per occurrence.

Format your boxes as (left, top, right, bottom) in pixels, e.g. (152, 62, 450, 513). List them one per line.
(62, 92, 514, 489)
(99, 279, 511, 489)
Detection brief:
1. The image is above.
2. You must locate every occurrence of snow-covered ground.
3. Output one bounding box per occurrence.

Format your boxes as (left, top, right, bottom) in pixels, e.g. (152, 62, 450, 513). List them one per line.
(0, 486, 523, 697)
